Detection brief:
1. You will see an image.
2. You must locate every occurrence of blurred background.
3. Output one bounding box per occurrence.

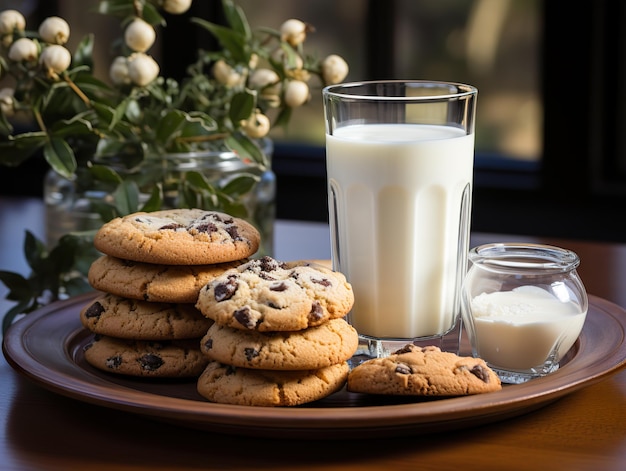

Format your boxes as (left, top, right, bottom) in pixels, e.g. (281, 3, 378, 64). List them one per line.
(1, 0, 624, 242)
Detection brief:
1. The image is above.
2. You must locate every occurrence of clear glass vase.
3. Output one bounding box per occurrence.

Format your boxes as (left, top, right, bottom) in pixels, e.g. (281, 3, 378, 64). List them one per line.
(44, 142, 276, 257)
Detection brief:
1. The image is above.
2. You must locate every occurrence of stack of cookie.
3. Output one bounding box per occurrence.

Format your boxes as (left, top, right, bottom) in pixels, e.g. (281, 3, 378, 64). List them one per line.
(80, 209, 261, 378)
(194, 256, 358, 407)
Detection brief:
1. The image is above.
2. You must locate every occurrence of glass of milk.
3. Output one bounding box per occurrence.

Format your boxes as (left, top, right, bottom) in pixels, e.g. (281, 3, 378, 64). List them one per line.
(322, 81, 478, 360)
(461, 243, 588, 384)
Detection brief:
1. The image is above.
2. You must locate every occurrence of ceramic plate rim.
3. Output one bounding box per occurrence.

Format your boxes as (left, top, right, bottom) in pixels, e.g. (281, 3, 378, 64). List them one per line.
(3, 292, 626, 438)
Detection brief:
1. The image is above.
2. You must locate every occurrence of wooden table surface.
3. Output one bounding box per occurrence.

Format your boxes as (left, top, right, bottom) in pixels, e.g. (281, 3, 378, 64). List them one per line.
(1, 197, 625, 471)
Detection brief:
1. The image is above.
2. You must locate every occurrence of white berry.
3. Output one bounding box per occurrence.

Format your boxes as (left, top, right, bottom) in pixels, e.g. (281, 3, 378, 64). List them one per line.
(249, 68, 280, 91)
(243, 110, 271, 138)
(109, 56, 131, 86)
(38, 16, 70, 45)
(213, 59, 242, 87)
(284, 80, 310, 108)
(162, 0, 193, 15)
(127, 53, 160, 86)
(280, 19, 307, 47)
(321, 54, 349, 85)
(125, 18, 156, 53)
(0, 87, 15, 116)
(8, 37, 38, 62)
(0, 9, 25, 35)
(40, 45, 72, 74)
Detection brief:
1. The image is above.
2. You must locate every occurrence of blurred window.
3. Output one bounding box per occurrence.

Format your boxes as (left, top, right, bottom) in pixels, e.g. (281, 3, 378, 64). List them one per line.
(238, 0, 541, 162)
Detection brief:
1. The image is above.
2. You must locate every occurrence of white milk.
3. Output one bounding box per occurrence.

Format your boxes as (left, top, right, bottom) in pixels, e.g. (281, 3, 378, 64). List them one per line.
(470, 286, 587, 370)
(326, 123, 474, 338)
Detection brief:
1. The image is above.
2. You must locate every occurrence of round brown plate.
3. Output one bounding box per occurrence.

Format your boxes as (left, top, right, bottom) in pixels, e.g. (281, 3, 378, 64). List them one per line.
(3, 293, 626, 439)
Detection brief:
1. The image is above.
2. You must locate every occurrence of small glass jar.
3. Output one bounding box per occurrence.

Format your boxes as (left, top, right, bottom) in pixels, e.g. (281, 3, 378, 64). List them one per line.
(461, 243, 588, 384)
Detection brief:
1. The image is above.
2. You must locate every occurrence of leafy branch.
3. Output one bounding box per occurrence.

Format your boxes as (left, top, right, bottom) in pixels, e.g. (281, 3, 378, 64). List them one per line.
(0, 0, 349, 333)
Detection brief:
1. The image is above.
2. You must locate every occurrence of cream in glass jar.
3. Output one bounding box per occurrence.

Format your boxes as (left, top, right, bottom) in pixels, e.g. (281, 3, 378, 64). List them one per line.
(461, 243, 588, 384)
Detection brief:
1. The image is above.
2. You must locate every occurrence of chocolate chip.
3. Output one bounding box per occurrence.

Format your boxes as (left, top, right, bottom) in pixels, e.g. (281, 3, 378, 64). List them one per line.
(244, 347, 260, 361)
(204, 338, 213, 350)
(139, 354, 164, 371)
(312, 278, 332, 287)
(470, 364, 491, 383)
(258, 256, 282, 272)
(234, 306, 255, 329)
(225, 226, 240, 240)
(214, 275, 238, 301)
(225, 365, 236, 375)
(393, 344, 416, 355)
(195, 222, 218, 233)
(270, 282, 288, 292)
(395, 362, 413, 375)
(259, 272, 277, 281)
(159, 223, 184, 230)
(84, 301, 105, 319)
(105, 356, 122, 369)
(308, 300, 324, 321)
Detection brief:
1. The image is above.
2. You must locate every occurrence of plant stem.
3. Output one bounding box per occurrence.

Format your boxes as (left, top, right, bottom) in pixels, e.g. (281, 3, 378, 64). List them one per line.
(63, 75, 91, 107)
(33, 107, 46, 133)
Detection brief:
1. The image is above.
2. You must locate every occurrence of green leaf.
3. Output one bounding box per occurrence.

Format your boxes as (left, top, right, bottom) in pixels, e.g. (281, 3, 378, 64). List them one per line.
(185, 171, 215, 192)
(222, 0, 252, 40)
(0, 271, 31, 301)
(225, 132, 267, 166)
(191, 18, 248, 63)
(71, 74, 115, 102)
(49, 114, 95, 138)
(229, 91, 256, 124)
(142, 3, 166, 26)
(155, 110, 187, 145)
(92, 101, 115, 122)
(221, 174, 259, 197)
(217, 193, 248, 218)
(90, 200, 119, 222)
(23, 231, 46, 272)
(112, 180, 140, 215)
(140, 185, 163, 212)
(73, 34, 95, 69)
(97, 0, 135, 17)
(179, 112, 218, 136)
(0, 132, 47, 167)
(47, 237, 80, 274)
(89, 164, 123, 184)
(273, 42, 301, 70)
(43, 137, 77, 179)
(0, 111, 14, 136)
(111, 98, 131, 130)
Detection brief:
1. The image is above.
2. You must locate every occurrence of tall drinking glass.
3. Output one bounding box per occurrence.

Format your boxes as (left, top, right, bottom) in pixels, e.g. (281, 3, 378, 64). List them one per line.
(323, 80, 477, 360)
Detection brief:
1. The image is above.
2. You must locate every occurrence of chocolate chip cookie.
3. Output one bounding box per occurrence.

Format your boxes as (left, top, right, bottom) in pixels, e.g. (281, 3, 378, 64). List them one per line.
(83, 335, 208, 378)
(200, 318, 358, 370)
(88, 255, 245, 304)
(195, 256, 354, 332)
(347, 345, 502, 396)
(196, 360, 349, 406)
(93, 209, 260, 265)
(80, 293, 213, 340)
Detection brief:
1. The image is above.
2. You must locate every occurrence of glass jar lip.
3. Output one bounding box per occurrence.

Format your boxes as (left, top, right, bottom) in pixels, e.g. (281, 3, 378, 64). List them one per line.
(469, 242, 580, 272)
(322, 80, 477, 102)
